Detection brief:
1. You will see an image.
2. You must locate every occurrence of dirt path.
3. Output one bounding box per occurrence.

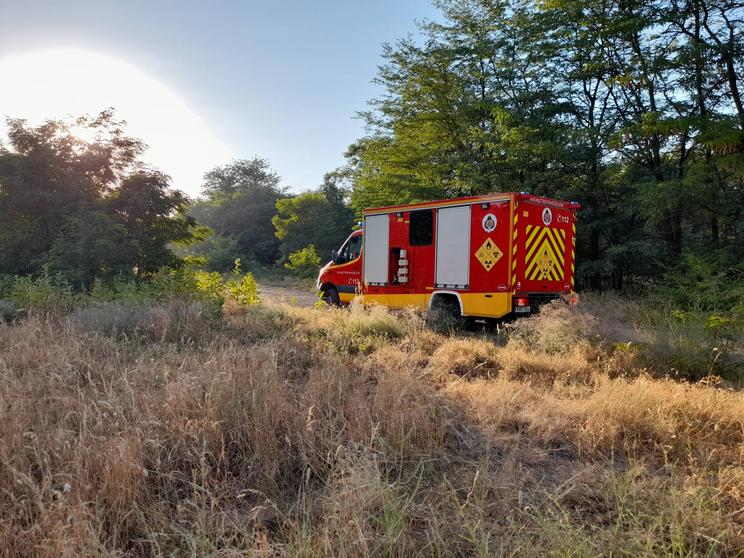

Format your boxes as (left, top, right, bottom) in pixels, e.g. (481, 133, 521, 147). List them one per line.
(258, 282, 319, 307)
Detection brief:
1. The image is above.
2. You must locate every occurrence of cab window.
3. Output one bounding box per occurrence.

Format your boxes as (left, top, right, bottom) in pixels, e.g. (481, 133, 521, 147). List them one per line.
(338, 235, 362, 263)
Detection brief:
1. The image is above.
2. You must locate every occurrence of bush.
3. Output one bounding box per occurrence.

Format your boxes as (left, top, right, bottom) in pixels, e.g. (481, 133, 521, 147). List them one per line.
(0, 299, 17, 323)
(223, 259, 260, 306)
(284, 245, 321, 279)
(6, 267, 75, 313)
(506, 298, 597, 355)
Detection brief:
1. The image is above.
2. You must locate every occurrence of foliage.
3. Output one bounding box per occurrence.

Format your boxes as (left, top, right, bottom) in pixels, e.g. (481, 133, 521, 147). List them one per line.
(0, 111, 198, 285)
(273, 176, 355, 261)
(3, 266, 75, 312)
(189, 157, 285, 266)
(283, 245, 322, 279)
(0, 299, 17, 323)
(45, 211, 138, 286)
(0, 261, 260, 316)
(346, 0, 744, 295)
(224, 259, 260, 305)
(107, 170, 197, 274)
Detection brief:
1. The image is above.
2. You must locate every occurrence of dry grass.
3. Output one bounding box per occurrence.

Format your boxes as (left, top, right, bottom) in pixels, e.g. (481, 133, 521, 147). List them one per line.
(1, 299, 743, 556)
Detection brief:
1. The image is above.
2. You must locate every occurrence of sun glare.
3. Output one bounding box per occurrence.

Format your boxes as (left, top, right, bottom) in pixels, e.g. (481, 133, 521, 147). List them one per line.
(0, 48, 234, 196)
(68, 123, 100, 144)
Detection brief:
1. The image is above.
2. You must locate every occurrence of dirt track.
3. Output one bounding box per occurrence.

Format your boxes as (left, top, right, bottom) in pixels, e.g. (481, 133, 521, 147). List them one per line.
(258, 282, 319, 307)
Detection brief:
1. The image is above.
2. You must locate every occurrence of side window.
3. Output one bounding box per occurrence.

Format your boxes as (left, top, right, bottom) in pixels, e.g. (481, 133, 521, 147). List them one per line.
(348, 235, 362, 260)
(338, 235, 362, 263)
(409, 209, 433, 246)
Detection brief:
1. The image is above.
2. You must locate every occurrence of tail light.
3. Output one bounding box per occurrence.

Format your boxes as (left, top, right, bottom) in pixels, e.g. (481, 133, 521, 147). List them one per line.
(514, 297, 529, 307)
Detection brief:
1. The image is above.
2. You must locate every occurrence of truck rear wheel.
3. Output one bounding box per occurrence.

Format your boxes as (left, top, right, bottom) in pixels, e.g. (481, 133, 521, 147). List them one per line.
(322, 287, 340, 306)
(428, 295, 467, 331)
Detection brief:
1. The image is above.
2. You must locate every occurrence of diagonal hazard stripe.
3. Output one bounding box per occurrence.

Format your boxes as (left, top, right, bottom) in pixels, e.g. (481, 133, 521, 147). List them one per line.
(525, 227, 553, 264)
(525, 237, 565, 281)
(525, 224, 541, 251)
(522, 225, 571, 283)
(544, 228, 565, 266)
(525, 227, 565, 265)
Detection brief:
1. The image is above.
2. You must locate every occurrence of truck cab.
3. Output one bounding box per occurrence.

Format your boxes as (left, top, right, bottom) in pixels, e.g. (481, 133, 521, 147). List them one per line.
(317, 229, 363, 304)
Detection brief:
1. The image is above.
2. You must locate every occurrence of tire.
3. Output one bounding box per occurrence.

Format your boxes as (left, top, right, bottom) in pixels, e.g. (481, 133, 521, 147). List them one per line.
(427, 296, 467, 332)
(322, 287, 340, 306)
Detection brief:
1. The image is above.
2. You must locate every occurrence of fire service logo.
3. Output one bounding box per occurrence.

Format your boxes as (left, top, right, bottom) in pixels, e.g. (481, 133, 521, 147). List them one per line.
(481, 213, 497, 233)
(541, 207, 553, 226)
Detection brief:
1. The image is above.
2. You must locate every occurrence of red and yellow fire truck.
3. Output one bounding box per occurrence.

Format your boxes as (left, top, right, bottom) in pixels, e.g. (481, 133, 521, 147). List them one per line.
(317, 192, 579, 319)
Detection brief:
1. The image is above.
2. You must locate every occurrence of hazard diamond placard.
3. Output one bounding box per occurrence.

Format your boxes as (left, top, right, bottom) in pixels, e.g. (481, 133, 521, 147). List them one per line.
(475, 237, 503, 272)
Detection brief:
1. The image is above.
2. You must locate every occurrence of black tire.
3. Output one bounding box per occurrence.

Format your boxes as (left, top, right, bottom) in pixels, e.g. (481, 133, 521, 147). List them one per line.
(322, 287, 341, 306)
(427, 296, 467, 332)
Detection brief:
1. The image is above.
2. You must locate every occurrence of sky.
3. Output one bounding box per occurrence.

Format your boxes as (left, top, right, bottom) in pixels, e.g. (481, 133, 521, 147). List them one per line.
(0, 0, 438, 197)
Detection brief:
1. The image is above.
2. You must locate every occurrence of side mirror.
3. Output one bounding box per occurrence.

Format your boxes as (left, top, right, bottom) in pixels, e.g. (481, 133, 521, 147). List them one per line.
(331, 250, 338, 263)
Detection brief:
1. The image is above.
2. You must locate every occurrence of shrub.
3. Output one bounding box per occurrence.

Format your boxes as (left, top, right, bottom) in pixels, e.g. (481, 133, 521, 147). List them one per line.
(6, 267, 75, 313)
(284, 245, 321, 279)
(0, 299, 17, 323)
(224, 261, 260, 305)
(506, 298, 597, 355)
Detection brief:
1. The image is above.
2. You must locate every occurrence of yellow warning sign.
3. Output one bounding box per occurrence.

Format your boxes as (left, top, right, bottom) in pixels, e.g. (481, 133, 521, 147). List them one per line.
(524, 225, 566, 281)
(475, 237, 503, 272)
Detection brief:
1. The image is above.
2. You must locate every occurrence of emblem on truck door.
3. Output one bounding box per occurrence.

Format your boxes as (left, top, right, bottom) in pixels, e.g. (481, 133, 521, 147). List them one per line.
(481, 213, 497, 233)
(542, 207, 553, 226)
(475, 238, 503, 271)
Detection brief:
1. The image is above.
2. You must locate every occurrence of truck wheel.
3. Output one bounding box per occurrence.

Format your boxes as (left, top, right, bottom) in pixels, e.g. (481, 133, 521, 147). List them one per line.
(322, 287, 340, 306)
(428, 296, 467, 331)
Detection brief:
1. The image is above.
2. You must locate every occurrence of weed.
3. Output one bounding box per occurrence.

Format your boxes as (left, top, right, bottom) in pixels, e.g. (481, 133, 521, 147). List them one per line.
(1, 294, 743, 556)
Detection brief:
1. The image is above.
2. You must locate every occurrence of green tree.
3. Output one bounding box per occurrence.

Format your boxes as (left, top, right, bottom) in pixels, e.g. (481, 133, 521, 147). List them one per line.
(284, 245, 322, 279)
(108, 170, 196, 275)
(0, 111, 198, 281)
(345, 0, 744, 291)
(191, 157, 285, 266)
(273, 176, 354, 262)
(46, 212, 138, 287)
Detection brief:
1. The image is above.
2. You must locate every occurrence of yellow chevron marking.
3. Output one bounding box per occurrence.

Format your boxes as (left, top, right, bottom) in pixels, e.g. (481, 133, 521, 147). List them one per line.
(545, 228, 565, 266)
(525, 225, 541, 251)
(525, 227, 551, 263)
(523, 226, 566, 282)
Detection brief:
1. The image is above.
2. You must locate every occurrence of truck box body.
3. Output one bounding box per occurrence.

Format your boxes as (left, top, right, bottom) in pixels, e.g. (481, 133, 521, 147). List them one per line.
(317, 192, 579, 319)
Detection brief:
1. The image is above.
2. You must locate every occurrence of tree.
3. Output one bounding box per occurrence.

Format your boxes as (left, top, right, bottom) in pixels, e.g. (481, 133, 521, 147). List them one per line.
(345, 0, 744, 291)
(273, 176, 355, 262)
(191, 157, 286, 266)
(284, 245, 322, 279)
(108, 170, 196, 275)
(0, 111, 198, 282)
(46, 212, 138, 287)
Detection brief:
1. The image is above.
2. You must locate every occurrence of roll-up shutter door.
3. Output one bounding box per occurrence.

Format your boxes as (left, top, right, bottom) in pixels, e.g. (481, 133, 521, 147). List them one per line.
(435, 205, 471, 288)
(363, 214, 390, 286)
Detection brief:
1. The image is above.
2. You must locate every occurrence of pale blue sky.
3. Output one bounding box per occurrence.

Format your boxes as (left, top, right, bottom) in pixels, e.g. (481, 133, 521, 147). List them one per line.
(0, 0, 438, 195)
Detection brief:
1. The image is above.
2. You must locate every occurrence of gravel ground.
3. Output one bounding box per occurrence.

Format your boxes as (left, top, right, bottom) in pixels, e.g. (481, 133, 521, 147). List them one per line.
(258, 282, 319, 307)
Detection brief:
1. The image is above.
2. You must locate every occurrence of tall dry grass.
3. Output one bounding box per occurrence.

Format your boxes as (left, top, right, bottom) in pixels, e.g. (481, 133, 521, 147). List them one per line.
(1, 298, 743, 556)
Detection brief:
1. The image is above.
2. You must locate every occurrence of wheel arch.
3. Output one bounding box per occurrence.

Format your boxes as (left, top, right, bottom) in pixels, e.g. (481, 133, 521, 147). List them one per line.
(319, 282, 337, 294)
(428, 290, 464, 316)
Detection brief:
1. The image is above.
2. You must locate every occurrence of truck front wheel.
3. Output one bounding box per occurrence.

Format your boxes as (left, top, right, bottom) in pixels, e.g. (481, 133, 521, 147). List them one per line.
(322, 287, 340, 306)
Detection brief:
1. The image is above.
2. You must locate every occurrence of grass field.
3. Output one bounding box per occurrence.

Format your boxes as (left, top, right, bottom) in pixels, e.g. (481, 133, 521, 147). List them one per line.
(1, 297, 743, 556)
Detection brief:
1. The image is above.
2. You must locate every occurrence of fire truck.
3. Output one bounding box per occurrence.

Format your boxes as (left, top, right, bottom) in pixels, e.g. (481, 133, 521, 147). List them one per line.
(317, 192, 579, 320)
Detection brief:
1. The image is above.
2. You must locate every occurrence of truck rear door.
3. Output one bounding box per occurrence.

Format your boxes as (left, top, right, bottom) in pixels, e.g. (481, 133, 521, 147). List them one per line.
(514, 200, 576, 294)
